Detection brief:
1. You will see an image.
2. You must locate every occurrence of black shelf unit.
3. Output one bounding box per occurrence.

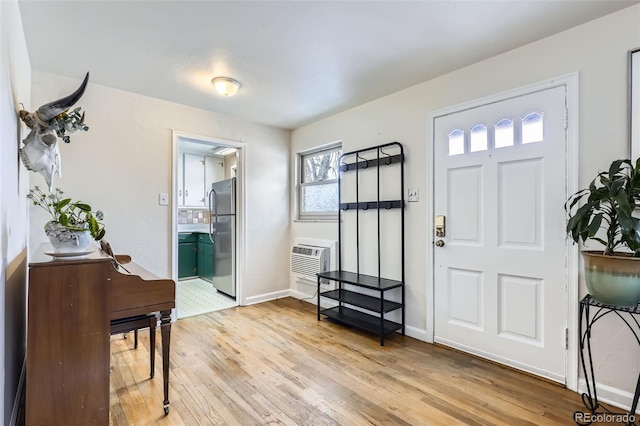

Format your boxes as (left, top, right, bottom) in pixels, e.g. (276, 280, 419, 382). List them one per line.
(317, 142, 405, 346)
(577, 295, 640, 425)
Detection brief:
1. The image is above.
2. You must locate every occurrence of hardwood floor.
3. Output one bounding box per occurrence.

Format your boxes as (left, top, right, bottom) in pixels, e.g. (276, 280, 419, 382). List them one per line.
(109, 297, 587, 425)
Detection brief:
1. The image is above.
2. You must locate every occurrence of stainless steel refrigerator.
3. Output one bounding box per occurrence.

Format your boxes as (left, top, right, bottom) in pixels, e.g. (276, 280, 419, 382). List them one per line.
(208, 178, 236, 298)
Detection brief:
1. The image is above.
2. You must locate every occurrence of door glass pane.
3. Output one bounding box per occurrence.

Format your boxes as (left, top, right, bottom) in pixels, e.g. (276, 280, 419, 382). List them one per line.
(448, 129, 464, 156)
(522, 112, 543, 144)
(470, 124, 487, 152)
(495, 119, 514, 148)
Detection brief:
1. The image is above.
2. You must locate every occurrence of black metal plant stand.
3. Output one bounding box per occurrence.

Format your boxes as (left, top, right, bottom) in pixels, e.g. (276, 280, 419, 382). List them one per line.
(577, 294, 640, 425)
(317, 142, 405, 346)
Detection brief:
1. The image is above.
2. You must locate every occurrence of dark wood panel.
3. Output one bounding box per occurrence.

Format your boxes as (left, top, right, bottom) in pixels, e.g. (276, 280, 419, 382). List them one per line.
(110, 263, 175, 320)
(26, 247, 175, 424)
(26, 260, 112, 426)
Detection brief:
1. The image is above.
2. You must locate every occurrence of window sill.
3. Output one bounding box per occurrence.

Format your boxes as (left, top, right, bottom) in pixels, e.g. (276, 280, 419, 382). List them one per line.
(294, 218, 338, 223)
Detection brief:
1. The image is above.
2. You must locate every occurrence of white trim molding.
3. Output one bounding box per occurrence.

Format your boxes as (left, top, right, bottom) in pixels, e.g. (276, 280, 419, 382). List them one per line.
(245, 289, 292, 306)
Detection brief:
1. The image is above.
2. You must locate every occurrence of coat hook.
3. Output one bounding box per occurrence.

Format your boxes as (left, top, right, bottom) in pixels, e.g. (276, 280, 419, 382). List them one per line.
(379, 148, 393, 165)
(357, 154, 369, 169)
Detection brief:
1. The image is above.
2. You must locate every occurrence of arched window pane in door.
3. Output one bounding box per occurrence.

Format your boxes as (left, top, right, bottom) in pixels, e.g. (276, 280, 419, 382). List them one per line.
(494, 119, 514, 148)
(470, 124, 488, 152)
(522, 112, 543, 144)
(448, 129, 464, 155)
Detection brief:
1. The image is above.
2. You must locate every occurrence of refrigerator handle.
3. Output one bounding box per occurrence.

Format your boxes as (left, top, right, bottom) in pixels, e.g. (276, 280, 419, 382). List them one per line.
(231, 177, 236, 215)
(208, 188, 216, 243)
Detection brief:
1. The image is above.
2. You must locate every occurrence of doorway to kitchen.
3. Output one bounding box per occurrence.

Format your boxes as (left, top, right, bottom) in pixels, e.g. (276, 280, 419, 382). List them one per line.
(171, 131, 245, 319)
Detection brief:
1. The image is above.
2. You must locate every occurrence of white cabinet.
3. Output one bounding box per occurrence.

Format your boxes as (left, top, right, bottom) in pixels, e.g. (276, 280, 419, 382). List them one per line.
(177, 153, 184, 206)
(177, 153, 206, 207)
(177, 153, 224, 207)
(183, 153, 206, 207)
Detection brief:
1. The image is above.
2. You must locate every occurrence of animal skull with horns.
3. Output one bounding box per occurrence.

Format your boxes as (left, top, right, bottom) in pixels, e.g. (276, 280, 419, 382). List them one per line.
(18, 72, 90, 190)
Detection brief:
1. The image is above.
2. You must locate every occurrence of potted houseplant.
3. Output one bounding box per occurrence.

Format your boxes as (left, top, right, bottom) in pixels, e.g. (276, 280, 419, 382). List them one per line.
(28, 186, 106, 252)
(565, 158, 640, 306)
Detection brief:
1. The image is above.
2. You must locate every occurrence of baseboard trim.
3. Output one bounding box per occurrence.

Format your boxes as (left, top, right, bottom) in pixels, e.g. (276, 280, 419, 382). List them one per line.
(577, 378, 640, 415)
(245, 289, 292, 305)
(289, 290, 336, 308)
(405, 325, 429, 342)
(289, 289, 313, 302)
(10, 358, 26, 426)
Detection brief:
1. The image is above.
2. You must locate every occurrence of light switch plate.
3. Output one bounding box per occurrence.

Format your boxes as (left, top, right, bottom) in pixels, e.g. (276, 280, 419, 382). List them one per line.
(159, 193, 169, 206)
(408, 188, 419, 202)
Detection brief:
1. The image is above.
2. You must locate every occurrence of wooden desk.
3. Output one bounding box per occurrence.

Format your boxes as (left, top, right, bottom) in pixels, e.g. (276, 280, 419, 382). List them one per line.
(26, 247, 175, 425)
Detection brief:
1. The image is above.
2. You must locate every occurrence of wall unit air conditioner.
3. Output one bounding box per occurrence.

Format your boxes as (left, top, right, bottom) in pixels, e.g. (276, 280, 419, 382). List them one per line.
(290, 244, 329, 282)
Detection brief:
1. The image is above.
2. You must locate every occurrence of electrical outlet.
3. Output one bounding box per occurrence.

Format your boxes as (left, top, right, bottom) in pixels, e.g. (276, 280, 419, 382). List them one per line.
(408, 188, 419, 202)
(159, 193, 169, 206)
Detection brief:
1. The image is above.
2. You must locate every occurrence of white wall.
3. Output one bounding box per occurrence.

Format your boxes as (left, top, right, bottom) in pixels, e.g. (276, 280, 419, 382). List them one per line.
(29, 71, 291, 303)
(291, 4, 640, 406)
(0, 0, 30, 423)
(224, 153, 237, 180)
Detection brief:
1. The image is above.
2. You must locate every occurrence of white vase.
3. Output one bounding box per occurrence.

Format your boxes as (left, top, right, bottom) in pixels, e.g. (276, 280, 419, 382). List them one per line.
(45, 221, 93, 252)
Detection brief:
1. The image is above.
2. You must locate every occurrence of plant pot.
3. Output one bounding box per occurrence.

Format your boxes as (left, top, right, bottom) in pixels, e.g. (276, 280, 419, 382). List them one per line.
(582, 251, 640, 307)
(45, 221, 93, 253)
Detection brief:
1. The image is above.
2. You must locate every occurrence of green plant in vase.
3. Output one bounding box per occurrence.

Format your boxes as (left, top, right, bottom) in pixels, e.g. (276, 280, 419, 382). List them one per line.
(565, 158, 640, 306)
(28, 186, 106, 252)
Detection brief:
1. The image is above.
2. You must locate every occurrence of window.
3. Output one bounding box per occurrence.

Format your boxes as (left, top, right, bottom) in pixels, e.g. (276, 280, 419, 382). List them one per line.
(447, 112, 543, 156)
(495, 119, 514, 148)
(522, 112, 543, 144)
(470, 124, 487, 152)
(298, 144, 342, 219)
(448, 129, 464, 156)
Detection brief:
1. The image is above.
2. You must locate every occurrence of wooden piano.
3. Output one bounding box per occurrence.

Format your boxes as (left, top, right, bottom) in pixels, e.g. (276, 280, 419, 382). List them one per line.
(26, 245, 175, 425)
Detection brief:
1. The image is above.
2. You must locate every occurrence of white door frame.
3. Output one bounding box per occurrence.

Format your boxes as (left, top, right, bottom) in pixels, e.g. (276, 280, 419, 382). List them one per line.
(425, 72, 580, 391)
(171, 130, 247, 314)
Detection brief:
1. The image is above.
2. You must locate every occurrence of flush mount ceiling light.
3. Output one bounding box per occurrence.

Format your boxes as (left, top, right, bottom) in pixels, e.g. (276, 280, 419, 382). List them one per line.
(211, 77, 240, 97)
(211, 146, 236, 156)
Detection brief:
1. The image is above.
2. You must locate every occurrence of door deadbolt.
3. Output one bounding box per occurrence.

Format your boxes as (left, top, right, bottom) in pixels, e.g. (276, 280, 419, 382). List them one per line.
(435, 240, 445, 247)
(435, 215, 446, 237)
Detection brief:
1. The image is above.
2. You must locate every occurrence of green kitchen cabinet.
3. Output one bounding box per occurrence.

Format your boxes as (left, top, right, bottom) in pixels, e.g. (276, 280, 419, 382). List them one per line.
(178, 233, 198, 279)
(197, 233, 215, 282)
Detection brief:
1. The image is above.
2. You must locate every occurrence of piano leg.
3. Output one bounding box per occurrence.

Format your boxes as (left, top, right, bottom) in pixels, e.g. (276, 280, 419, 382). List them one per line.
(149, 314, 157, 378)
(160, 309, 171, 415)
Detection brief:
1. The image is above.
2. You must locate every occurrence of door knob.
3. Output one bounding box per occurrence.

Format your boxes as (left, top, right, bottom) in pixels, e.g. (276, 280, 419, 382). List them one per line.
(435, 240, 445, 247)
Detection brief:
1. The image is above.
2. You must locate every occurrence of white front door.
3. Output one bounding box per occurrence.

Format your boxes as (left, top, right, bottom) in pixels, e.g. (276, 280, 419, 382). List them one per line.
(433, 85, 568, 383)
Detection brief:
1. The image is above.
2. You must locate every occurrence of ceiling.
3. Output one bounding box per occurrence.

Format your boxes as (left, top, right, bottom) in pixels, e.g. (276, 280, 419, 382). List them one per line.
(19, 1, 639, 130)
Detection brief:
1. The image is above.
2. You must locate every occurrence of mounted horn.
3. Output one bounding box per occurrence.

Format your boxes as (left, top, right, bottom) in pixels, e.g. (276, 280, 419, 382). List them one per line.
(36, 71, 89, 122)
(18, 72, 90, 190)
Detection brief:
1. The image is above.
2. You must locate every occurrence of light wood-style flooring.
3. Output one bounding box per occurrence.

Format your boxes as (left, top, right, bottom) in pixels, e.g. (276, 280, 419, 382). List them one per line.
(109, 297, 588, 425)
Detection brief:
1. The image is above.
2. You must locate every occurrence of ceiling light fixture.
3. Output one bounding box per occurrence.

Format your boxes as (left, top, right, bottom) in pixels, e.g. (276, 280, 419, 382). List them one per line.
(211, 77, 240, 97)
(214, 147, 237, 156)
